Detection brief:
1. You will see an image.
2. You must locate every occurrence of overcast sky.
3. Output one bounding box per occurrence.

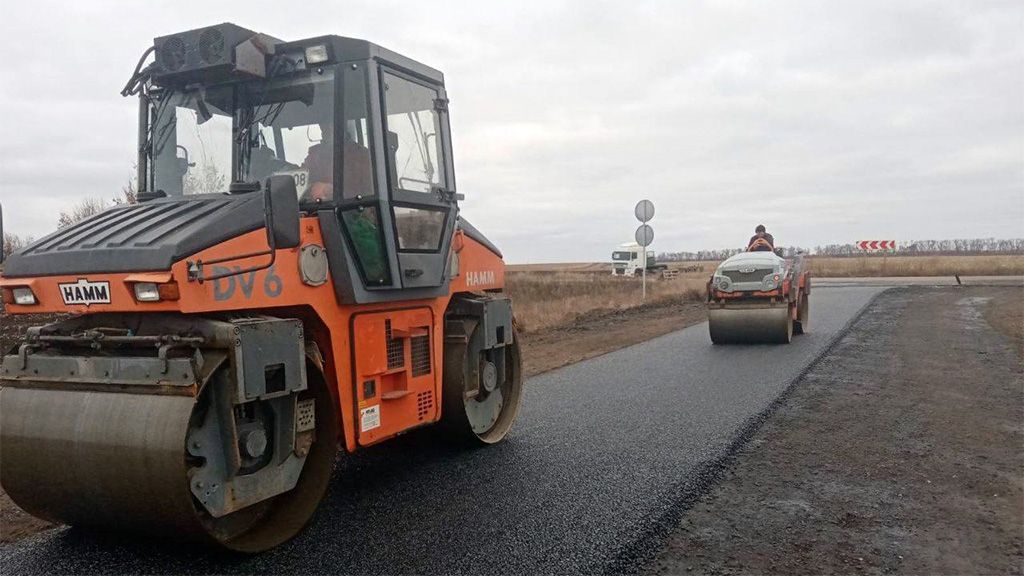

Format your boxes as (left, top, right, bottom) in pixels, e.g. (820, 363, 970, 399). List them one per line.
(0, 0, 1021, 262)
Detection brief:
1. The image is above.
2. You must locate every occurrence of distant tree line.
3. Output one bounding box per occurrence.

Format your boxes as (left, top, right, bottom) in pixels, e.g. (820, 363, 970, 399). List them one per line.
(658, 238, 1024, 261)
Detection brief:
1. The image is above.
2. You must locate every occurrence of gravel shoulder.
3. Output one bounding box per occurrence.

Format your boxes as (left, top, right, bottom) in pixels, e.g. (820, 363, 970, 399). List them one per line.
(644, 286, 1024, 575)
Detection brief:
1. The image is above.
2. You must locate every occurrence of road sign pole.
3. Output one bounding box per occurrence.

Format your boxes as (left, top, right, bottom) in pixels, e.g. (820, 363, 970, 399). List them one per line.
(633, 199, 655, 303)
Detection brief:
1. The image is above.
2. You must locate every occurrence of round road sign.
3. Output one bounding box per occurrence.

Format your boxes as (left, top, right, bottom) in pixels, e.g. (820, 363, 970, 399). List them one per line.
(634, 199, 655, 223)
(635, 224, 654, 247)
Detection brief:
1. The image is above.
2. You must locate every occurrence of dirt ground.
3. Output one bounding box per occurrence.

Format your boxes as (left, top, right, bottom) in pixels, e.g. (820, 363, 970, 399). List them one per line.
(644, 286, 1024, 575)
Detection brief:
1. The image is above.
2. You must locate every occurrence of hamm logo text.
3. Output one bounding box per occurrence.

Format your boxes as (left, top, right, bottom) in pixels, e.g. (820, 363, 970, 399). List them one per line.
(59, 279, 111, 306)
(465, 270, 496, 287)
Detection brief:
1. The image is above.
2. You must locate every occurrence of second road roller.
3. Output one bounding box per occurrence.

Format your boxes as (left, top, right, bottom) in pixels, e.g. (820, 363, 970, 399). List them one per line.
(706, 244, 811, 344)
(0, 23, 522, 552)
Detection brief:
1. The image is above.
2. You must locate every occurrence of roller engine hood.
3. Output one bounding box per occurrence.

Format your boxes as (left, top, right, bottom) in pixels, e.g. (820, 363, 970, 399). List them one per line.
(716, 251, 784, 272)
(2, 194, 266, 278)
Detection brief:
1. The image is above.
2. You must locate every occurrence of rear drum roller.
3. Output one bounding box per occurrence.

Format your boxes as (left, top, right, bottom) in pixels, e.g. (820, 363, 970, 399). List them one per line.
(441, 320, 523, 444)
(0, 361, 338, 552)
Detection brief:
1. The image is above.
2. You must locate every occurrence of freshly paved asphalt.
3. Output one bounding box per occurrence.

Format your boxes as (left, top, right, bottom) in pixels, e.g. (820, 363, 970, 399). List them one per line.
(1, 287, 885, 575)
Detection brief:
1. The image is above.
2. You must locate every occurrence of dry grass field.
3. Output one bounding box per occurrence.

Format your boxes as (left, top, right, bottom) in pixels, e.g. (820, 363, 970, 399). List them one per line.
(506, 271, 706, 332)
(805, 254, 1024, 277)
(506, 254, 1023, 332)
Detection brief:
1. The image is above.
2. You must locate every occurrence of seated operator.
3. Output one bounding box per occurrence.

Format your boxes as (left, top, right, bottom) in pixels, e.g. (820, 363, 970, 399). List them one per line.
(302, 124, 386, 282)
(747, 224, 775, 252)
(302, 123, 374, 202)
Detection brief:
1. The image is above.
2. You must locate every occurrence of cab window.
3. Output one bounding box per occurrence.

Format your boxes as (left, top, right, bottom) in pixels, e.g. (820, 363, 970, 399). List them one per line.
(340, 206, 390, 285)
(382, 72, 445, 194)
(393, 206, 446, 251)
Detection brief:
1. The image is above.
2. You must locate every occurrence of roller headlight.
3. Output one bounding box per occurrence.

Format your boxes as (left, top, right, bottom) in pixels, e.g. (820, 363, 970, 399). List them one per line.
(12, 287, 37, 305)
(304, 44, 329, 64)
(133, 282, 161, 302)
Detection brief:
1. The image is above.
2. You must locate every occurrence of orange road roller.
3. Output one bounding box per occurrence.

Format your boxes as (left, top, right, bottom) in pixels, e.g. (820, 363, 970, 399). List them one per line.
(0, 24, 522, 552)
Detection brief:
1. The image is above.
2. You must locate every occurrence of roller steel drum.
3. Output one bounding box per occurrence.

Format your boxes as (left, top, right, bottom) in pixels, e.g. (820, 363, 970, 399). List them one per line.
(708, 305, 793, 344)
(0, 377, 337, 552)
(0, 387, 203, 535)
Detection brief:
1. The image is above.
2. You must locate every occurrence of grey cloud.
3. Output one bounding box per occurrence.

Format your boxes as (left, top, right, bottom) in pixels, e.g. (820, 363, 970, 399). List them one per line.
(1, 0, 1020, 262)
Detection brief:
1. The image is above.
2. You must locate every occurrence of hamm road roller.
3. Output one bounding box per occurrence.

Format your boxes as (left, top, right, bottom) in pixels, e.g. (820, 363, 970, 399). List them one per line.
(0, 23, 522, 552)
(706, 248, 810, 344)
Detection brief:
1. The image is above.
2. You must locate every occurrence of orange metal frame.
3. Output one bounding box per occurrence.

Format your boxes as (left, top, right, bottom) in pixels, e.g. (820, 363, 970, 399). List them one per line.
(0, 216, 508, 453)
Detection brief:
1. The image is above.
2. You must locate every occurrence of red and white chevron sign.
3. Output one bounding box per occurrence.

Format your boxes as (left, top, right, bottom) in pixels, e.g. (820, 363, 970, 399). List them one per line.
(857, 240, 897, 251)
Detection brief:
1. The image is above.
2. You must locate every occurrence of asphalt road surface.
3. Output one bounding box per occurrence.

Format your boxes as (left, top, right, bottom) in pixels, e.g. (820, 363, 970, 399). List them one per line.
(1, 286, 885, 575)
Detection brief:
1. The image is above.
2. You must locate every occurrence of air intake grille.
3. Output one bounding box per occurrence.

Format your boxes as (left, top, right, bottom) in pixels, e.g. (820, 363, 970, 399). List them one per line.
(385, 320, 404, 370)
(159, 36, 187, 71)
(198, 28, 226, 64)
(723, 269, 771, 283)
(411, 335, 431, 376)
(416, 391, 433, 420)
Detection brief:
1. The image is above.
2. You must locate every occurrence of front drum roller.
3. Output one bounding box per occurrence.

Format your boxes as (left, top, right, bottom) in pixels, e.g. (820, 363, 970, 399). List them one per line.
(708, 304, 793, 344)
(441, 319, 523, 444)
(0, 361, 338, 552)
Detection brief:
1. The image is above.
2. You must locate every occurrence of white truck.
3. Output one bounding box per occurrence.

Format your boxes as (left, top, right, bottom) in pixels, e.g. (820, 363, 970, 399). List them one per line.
(611, 242, 668, 277)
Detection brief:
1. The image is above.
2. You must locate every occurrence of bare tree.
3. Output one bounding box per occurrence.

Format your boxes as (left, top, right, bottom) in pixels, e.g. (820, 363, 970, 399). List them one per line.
(184, 164, 226, 195)
(113, 167, 138, 205)
(660, 238, 1024, 260)
(56, 167, 139, 229)
(57, 197, 109, 229)
(3, 232, 33, 259)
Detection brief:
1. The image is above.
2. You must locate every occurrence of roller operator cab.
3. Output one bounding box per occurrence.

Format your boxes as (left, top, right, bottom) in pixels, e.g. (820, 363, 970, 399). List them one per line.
(0, 23, 522, 552)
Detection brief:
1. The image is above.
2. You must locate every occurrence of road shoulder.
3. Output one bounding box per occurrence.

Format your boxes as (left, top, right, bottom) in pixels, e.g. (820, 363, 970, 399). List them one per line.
(644, 286, 1024, 575)
(520, 300, 707, 377)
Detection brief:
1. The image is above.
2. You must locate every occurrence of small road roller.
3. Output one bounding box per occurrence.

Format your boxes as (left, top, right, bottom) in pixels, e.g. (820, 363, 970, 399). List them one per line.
(706, 250, 810, 344)
(0, 24, 522, 552)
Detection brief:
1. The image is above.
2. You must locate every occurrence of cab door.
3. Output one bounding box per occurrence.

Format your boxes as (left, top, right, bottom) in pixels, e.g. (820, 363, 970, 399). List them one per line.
(379, 68, 457, 289)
